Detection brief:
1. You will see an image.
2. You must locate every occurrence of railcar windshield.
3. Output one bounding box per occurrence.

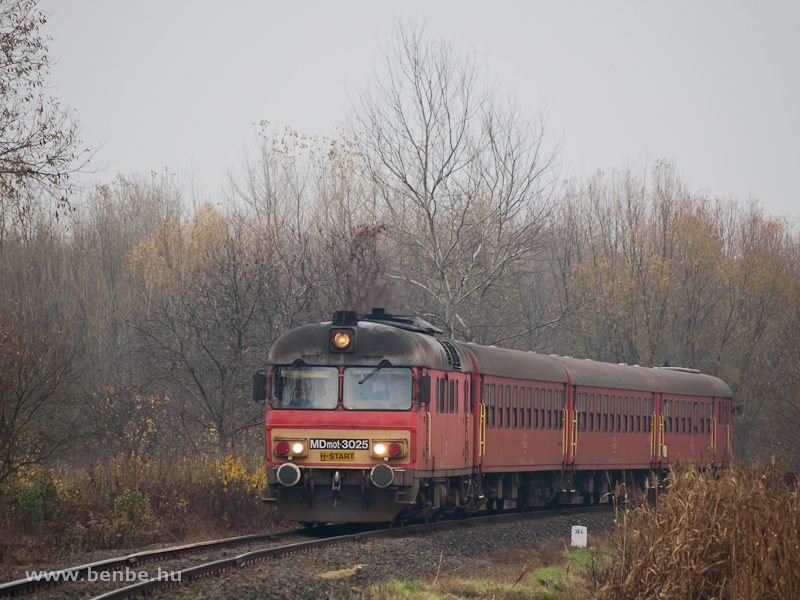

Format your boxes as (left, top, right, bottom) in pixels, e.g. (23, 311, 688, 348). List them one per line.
(343, 367, 412, 410)
(272, 366, 338, 409)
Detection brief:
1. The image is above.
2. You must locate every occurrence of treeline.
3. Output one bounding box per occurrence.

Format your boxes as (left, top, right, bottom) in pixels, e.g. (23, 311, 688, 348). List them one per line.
(1, 144, 798, 480)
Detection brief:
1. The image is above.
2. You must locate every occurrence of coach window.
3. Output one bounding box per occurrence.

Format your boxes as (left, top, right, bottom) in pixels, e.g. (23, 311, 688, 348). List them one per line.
(687, 401, 692, 434)
(693, 402, 698, 434)
(581, 393, 587, 431)
(525, 388, 531, 428)
(706, 402, 712, 433)
(540, 388, 546, 429)
(546, 389, 552, 429)
(505, 385, 511, 428)
(671, 400, 676, 434)
(622, 396, 628, 433)
(585, 393, 590, 431)
(629, 396, 635, 433)
(497, 385, 504, 428)
(509, 386, 515, 428)
(534, 389, 540, 429)
(669, 400, 674, 433)
(594, 394, 603, 431)
(629, 398, 635, 432)
(486, 384, 492, 427)
(674, 400, 679, 434)
(608, 394, 617, 431)
(489, 384, 496, 428)
(700, 403, 705, 433)
(580, 393, 586, 430)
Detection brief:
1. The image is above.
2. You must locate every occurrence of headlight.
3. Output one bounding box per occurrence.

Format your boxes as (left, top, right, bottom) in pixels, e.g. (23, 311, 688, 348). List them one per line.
(332, 331, 351, 349)
(291, 442, 305, 454)
(373, 443, 387, 456)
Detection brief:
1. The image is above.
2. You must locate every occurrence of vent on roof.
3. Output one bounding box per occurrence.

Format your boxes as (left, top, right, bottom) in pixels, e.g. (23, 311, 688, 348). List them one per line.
(438, 339, 461, 371)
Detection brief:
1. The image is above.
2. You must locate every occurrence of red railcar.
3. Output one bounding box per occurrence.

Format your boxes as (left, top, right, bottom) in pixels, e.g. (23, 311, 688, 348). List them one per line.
(255, 309, 733, 523)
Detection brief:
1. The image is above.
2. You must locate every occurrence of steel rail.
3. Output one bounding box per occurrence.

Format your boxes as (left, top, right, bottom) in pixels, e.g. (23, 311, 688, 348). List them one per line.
(90, 505, 612, 600)
(0, 528, 302, 598)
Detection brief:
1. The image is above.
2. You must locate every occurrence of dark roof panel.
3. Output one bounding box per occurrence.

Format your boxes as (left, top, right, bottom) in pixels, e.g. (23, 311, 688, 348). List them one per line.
(649, 367, 733, 398)
(461, 345, 569, 383)
(269, 321, 468, 372)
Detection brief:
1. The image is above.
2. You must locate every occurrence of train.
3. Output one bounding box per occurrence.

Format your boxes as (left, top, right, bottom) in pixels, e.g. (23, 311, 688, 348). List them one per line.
(253, 309, 733, 524)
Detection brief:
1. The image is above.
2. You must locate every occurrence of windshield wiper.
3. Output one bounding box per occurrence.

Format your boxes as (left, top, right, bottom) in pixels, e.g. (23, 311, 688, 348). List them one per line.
(359, 359, 392, 385)
(278, 358, 305, 380)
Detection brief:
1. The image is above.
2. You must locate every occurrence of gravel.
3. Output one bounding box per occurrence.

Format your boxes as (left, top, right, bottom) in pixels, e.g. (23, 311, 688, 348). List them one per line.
(147, 510, 616, 600)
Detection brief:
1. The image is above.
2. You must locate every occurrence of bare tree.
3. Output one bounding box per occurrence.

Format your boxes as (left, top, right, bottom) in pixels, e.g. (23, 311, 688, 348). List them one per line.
(0, 0, 90, 242)
(348, 20, 559, 339)
(0, 308, 78, 483)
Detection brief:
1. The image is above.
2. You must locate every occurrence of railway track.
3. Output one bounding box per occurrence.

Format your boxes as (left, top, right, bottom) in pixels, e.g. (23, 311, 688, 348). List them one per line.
(0, 505, 611, 599)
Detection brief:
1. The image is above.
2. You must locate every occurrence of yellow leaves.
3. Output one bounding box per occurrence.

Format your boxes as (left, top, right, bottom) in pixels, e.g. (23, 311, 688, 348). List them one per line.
(216, 454, 267, 495)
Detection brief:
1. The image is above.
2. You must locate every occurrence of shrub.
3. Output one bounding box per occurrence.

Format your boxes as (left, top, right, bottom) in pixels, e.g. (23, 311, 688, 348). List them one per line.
(8, 469, 63, 532)
(113, 490, 150, 522)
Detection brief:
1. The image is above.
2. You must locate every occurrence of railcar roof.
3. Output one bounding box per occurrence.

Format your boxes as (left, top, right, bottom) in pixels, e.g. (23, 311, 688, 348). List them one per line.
(461, 345, 733, 399)
(268, 321, 468, 371)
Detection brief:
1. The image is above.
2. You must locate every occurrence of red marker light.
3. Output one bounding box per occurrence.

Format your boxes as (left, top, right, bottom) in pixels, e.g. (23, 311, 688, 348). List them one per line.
(275, 441, 290, 455)
(388, 443, 402, 457)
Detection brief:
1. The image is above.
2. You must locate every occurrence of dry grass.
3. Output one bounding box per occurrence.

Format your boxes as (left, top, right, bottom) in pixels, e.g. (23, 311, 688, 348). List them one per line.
(0, 450, 283, 568)
(596, 464, 800, 600)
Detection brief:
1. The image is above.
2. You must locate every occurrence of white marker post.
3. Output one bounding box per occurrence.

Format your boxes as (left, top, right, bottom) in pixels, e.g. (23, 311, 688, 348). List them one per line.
(571, 525, 587, 548)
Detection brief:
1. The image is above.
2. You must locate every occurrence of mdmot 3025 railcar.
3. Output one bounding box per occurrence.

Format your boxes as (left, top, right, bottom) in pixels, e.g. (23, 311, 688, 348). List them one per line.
(253, 309, 733, 524)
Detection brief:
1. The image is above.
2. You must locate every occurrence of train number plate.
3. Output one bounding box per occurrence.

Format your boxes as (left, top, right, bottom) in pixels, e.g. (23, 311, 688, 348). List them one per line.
(310, 438, 369, 450)
(320, 451, 355, 462)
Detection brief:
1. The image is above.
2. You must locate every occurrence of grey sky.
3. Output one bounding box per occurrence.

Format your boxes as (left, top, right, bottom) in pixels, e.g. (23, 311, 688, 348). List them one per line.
(40, 1, 800, 221)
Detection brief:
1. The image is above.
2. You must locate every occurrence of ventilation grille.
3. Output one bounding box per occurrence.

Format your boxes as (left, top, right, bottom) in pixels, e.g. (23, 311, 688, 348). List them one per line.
(438, 340, 461, 371)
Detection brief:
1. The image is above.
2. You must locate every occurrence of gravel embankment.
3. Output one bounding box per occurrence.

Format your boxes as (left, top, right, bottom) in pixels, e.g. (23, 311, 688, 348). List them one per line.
(149, 511, 615, 600)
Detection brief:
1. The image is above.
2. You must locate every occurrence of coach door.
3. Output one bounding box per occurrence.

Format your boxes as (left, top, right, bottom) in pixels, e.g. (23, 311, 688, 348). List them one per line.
(652, 393, 663, 469)
(462, 375, 472, 469)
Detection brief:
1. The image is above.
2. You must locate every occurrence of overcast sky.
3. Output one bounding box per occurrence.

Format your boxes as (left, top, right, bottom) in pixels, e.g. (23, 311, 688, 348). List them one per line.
(40, 1, 800, 221)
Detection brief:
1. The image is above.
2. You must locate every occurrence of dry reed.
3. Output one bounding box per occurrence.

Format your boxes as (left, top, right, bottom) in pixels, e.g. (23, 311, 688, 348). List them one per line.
(597, 465, 800, 600)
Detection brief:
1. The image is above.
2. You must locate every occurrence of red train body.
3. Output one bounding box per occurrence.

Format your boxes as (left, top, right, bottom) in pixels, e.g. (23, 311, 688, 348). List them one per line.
(257, 310, 733, 523)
